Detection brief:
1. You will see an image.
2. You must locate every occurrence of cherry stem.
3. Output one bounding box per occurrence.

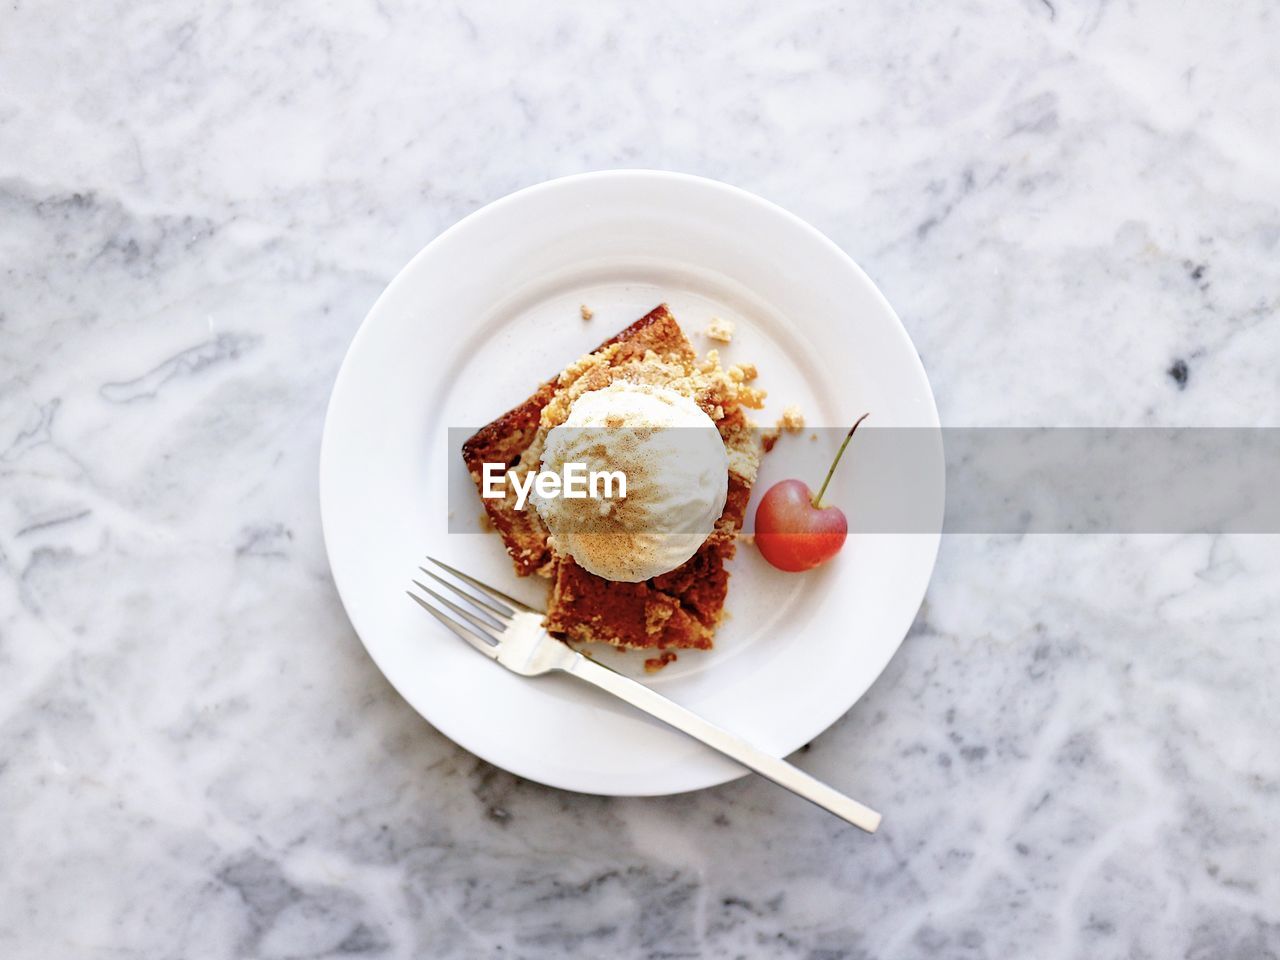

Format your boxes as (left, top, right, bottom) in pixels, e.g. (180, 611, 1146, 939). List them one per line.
(812, 412, 870, 508)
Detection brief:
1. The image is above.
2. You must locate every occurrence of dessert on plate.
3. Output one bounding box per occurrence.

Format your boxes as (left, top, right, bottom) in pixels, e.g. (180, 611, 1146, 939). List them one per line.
(462, 304, 769, 652)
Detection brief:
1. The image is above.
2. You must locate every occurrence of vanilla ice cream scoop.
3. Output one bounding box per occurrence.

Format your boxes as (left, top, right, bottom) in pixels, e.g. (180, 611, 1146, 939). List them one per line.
(532, 382, 729, 582)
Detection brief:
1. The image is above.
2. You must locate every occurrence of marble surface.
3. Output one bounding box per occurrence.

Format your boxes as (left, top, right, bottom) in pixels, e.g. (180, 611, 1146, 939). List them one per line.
(2, 2, 1279, 957)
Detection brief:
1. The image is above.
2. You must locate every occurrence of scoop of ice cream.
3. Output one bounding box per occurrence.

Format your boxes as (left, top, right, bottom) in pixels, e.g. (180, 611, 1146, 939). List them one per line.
(533, 382, 729, 582)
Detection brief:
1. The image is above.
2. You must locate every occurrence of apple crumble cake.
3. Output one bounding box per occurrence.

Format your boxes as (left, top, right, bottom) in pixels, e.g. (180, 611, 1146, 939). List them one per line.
(462, 304, 769, 650)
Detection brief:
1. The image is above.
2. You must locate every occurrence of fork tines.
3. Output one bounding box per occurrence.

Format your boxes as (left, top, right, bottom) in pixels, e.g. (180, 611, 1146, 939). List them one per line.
(406, 556, 534, 659)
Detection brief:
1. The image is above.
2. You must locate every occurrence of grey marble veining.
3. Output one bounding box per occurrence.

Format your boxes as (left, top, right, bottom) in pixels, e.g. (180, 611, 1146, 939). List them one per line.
(2, 2, 1279, 957)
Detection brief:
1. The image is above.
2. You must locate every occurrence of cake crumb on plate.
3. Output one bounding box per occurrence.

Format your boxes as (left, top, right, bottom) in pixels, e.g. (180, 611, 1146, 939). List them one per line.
(705, 316, 734, 343)
(644, 651, 678, 673)
(580, 304, 594, 321)
(778, 404, 805, 432)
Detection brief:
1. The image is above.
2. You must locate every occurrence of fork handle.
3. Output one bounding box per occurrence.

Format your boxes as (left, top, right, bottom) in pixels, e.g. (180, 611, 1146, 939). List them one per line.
(562, 654, 882, 833)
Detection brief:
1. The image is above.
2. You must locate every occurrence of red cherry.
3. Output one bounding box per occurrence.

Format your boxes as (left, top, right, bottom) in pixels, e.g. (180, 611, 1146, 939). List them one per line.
(755, 479, 848, 571)
(754, 413, 868, 573)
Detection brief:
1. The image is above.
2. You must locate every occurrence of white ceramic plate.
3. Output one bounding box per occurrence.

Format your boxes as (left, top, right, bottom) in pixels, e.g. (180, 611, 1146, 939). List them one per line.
(320, 171, 941, 796)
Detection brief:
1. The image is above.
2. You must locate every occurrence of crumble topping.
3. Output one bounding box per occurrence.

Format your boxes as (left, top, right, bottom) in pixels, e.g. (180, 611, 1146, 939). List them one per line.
(580, 304, 594, 321)
(528, 345, 765, 465)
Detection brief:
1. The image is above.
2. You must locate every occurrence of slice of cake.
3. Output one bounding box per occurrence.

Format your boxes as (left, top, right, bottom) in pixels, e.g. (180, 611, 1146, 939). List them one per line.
(462, 305, 768, 650)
